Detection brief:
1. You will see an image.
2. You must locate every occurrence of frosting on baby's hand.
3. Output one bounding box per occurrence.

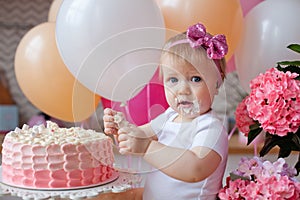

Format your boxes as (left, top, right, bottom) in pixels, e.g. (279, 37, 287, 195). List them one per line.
(114, 112, 129, 129)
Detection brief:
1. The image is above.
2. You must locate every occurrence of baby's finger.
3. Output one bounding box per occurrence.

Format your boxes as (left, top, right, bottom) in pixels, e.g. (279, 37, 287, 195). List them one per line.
(118, 141, 130, 155)
(104, 121, 117, 129)
(103, 115, 114, 122)
(117, 133, 129, 142)
(118, 126, 133, 134)
(104, 127, 118, 135)
(104, 125, 118, 134)
(119, 148, 130, 155)
(103, 108, 117, 115)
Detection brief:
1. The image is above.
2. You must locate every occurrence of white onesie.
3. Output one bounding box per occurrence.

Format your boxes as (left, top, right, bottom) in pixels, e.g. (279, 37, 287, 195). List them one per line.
(143, 107, 228, 200)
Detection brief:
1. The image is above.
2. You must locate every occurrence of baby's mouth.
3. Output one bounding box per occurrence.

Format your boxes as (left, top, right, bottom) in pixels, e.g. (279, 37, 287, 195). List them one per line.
(178, 101, 193, 107)
(176, 99, 200, 115)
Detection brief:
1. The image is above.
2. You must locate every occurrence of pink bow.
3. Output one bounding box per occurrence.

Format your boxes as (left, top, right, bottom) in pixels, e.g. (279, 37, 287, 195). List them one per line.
(186, 23, 228, 59)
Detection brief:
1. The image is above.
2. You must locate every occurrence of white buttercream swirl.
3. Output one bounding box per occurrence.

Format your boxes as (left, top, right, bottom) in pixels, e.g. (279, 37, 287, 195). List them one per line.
(6, 121, 109, 146)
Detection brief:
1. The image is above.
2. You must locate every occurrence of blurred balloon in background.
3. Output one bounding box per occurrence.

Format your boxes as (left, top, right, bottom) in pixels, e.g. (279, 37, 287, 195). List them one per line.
(102, 69, 168, 126)
(15, 23, 101, 122)
(28, 115, 46, 127)
(79, 29, 165, 102)
(155, 0, 244, 60)
(28, 112, 65, 127)
(55, 0, 165, 102)
(235, 0, 300, 93)
(47, 0, 63, 22)
(239, 0, 264, 16)
(226, 0, 264, 73)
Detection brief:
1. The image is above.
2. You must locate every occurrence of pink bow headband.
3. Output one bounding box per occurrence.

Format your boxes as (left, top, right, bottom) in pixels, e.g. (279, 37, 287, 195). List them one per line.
(166, 23, 228, 86)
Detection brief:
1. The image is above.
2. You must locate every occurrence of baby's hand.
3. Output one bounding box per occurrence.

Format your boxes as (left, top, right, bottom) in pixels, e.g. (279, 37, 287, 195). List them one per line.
(117, 125, 151, 155)
(103, 108, 119, 135)
(114, 112, 129, 129)
(103, 108, 130, 134)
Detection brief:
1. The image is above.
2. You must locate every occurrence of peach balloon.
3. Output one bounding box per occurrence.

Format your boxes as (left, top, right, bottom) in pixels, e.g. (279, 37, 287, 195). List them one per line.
(15, 22, 100, 122)
(156, 0, 244, 60)
(48, 0, 63, 22)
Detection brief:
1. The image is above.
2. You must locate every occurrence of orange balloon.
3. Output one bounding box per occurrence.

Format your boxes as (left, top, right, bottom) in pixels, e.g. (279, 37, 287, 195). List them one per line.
(15, 22, 100, 122)
(156, 0, 244, 60)
(48, 0, 63, 22)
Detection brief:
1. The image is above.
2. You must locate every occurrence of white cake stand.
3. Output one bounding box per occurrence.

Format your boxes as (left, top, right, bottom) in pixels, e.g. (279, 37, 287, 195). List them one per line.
(0, 169, 142, 200)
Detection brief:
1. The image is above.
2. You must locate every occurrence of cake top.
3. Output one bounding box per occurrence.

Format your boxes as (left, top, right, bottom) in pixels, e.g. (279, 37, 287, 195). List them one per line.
(5, 121, 110, 146)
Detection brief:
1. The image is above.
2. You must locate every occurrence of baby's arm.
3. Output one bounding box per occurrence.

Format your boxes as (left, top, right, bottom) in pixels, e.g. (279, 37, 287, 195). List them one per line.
(143, 142, 221, 183)
(117, 120, 220, 182)
(103, 108, 218, 182)
(117, 123, 157, 155)
(103, 108, 157, 154)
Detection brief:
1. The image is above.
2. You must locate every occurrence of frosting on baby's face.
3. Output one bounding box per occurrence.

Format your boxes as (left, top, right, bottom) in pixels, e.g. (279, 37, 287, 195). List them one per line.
(175, 98, 200, 116)
(161, 57, 214, 121)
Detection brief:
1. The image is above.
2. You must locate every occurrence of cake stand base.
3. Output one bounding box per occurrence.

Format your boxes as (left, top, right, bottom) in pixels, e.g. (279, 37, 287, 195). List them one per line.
(0, 172, 142, 200)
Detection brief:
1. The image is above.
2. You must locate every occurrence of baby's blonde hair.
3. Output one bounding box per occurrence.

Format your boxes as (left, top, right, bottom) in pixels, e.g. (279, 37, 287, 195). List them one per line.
(159, 33, 226, 85)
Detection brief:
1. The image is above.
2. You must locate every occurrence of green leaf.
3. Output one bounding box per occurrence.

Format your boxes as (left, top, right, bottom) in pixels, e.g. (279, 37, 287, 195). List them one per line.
(277, 65, 300, 73)
(247, 125, 263, 145)
(274, 133, 293, 158)
(276, 65, 300, 80)
(291, 134, 300, 151)
(278, 145, 291, 158)
(296, 127, 300, 136)
(287, 44, 300, 54)
(263, 132, 300, 158)
(249, 122, 261, 130)
(295, 154, 300, 176)
(259, 133, 279, 156)
(277, 61, 300, 66)
(229, 172, 249, 181)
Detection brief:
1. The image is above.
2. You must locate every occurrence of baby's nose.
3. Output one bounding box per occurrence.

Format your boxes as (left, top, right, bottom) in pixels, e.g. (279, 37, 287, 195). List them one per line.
(177, 81, 191, 95)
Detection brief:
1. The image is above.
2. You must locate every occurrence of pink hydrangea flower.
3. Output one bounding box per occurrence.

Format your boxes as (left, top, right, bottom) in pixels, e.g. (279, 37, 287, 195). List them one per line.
(233, 156, 263, 179)
(245, 68, 300, 136)
(218, 157, 300, 200)
(218, 179, 250, 199)
(261, 158, 297, 179)
(219, 176, 300, 200)
(235, 96, 256, 136)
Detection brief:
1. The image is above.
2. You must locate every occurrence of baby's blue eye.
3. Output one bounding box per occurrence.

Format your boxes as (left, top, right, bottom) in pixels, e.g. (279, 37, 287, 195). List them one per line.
(170, 77, 178, 83)
(191, 76, 202, 82)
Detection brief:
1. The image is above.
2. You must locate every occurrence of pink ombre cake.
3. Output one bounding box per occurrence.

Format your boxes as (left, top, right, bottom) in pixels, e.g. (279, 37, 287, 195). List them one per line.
(1, 121, 117, 189)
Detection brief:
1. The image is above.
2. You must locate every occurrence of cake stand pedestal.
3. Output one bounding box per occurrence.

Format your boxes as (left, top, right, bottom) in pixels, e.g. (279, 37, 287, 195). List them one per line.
(0, 171, 142, 200)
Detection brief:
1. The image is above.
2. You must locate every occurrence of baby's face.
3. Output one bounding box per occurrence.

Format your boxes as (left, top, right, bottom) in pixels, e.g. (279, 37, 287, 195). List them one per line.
(161, 58, 216, 121)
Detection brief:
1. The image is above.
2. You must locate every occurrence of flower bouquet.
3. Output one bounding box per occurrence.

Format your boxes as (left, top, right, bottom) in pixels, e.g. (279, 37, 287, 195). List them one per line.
(218, 157, 300, 199)
(219, 44, 300, 199)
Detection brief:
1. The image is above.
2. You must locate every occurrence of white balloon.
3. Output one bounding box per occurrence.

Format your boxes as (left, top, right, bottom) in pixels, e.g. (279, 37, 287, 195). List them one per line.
(235, 0, 300, 93)
(80, 28, 164, 102)
(56, 0, 165, 102)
